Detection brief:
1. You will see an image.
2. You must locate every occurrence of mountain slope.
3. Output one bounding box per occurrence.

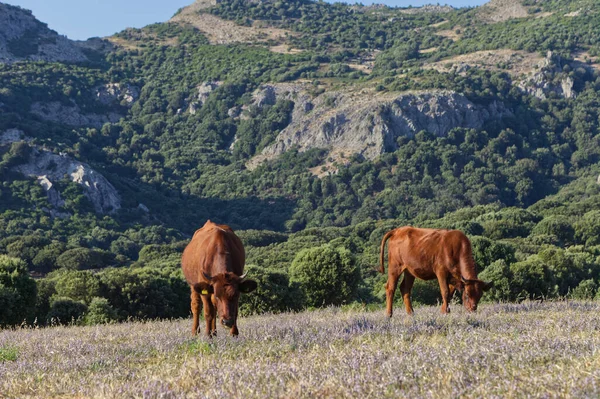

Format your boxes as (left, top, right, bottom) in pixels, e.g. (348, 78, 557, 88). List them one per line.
(0, 3, 89, 63)
(0, 0, 600, 324)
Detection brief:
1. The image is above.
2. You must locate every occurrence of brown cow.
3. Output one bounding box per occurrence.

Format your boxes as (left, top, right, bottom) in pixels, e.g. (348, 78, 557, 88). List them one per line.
(379, 226, 492, 316)
(182, 220, 257, 337)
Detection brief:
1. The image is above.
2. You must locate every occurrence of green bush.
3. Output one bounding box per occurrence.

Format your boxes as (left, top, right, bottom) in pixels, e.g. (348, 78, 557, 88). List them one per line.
(290, 245, 360, 307)
(238, 264, 304, 316)
(84, 297, 118, 325)
(470, 236, 516, 271)
(531, 215, 575, 245)
(570, 279, 597, 300)
(55, 248, 112, 270)
(0, 255, 37, 326)
(479, 260, 513, 302)
(409, 279, 441, 306)
(510, 257, 554, 300)
(46, 297, 88, 325)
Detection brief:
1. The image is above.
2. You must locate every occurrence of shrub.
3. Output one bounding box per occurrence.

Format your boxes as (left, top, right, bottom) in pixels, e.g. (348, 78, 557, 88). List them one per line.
(510, 257, 554, 300)
(470, 236, 516, 271)
(56, 248, 111, 270)
(84, 297, 118, 325)
(410, 279, 441, 306)
(290, 245, 360, 307)
(479, 260, 513, 302)
(46, 297, 87, 325)
(238, 264, 304, 316)
(0, 255, 37, 326)
(570, 279, 597, 300)
(531, 215, 575, 244)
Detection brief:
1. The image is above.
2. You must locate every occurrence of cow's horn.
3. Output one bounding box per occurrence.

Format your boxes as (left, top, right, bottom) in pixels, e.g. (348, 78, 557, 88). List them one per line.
(240, 272, 248, 280)
(203, 272, 213, 281)
(461, 276, 468, 283)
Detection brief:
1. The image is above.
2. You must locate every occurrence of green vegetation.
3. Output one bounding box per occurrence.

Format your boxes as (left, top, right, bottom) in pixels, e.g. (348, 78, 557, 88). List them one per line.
(1, 0, 600, 326)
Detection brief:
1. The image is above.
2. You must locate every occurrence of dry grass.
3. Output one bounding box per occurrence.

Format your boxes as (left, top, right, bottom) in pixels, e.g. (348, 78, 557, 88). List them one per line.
(478, 0, 530, 23)
(2, 301, 600, 398)
(435, 28, 462, 42)
(419, 47, 439, 54)
(269, 44, 304, 54)
(424, 49, 545, 78)
(170, 0, 293, 45)
(573, 50, 600, 71)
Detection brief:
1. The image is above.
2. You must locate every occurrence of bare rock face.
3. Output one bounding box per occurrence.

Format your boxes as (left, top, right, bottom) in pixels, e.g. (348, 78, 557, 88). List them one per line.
(253, 85, 277, 107)
(189, 81, 221, 114)
(2, 129, 121, 215)
(13, 148, 121, 214)
(96, 83, 139, 106)
(0, 3, 88, 64)
(30, 101, 122, 128)
(247, 85, 510, 169)
(518, 52, 577, 100)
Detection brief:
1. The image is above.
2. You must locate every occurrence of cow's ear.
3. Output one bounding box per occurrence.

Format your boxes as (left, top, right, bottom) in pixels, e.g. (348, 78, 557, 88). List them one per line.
(239, 279, 257, 294)
(482, 281, 494, 292)
(194, 282, 213, 295)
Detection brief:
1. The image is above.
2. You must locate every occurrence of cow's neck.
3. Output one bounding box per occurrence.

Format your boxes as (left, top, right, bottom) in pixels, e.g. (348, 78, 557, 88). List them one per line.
(459, 259, 478, 280)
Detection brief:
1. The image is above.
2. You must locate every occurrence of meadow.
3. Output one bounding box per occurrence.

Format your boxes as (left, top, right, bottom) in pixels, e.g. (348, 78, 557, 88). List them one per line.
(1, 301, 600, 398)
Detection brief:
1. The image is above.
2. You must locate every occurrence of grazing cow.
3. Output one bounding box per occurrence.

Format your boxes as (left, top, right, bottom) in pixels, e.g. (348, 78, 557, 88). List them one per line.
(182, 220, 257, 336)
(379, 226, 492, 316)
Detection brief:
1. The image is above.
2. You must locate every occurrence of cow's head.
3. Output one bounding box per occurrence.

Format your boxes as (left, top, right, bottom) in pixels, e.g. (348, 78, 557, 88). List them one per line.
(460, 277, 493, 312)
(197, 272, 257, 328)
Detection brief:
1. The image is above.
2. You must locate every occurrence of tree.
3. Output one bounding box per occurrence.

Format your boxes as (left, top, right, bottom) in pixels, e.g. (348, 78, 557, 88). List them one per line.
(289, 245, 360, 307)
(84, 297, 118, 325)
(479, 260, 513, 302)
(0, 255, 37, 326)
(55, 248, 111, 270)
(238, 264, 304, 315)
(46, 297, 87, 325)
(531, 215, 575, 245)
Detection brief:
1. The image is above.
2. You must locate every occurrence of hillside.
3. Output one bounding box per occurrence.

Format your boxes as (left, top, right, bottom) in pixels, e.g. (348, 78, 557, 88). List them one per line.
(1, 301, 600, 398)
(1, 0, 600, 326)
(0, 3, 93, 63)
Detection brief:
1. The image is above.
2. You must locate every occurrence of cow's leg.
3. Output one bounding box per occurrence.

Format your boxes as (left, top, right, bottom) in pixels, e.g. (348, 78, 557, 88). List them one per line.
(400, 272, 416, 315)
(448, 284, 456, 302)
(210, 295, 217, 333)
(385, 270, 401, 318)
(230, 322, 239, 337)
(201, 294, 216, 337)
(190, 287, 201, 336)
(437, 274, 452, 314)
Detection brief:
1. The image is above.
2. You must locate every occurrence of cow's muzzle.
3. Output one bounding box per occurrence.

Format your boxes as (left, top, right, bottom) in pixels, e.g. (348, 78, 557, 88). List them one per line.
(221, 318, 234, 328)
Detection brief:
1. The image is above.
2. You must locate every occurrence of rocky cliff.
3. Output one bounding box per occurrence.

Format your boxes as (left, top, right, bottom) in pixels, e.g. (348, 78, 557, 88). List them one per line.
(247, 85, 511, 169)
(1, 129, 121, 215)
(0, 3, 89, 63)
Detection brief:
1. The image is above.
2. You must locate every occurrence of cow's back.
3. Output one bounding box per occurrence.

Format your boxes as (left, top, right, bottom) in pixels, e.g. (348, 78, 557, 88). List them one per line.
(388, 227, 472, 280)
(181, 221, 245, 286)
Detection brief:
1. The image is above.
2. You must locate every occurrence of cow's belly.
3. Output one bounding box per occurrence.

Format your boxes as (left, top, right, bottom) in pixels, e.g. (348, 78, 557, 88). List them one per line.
(404, 262, 437, 280)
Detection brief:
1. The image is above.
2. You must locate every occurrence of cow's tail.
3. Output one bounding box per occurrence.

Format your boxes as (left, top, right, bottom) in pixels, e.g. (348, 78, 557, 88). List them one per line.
(379, 230, 394, 274)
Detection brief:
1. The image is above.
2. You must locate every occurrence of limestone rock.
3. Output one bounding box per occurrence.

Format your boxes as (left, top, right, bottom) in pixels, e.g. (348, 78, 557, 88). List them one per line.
(96, 83, 139, 106)
(247, 85, 511, 169)
(518, 51, 577, 100)
(1, 131, 122, 215)
(189, 81, 221, 114)
(30, 101, 122, 128)
(0, 3, 88, 64)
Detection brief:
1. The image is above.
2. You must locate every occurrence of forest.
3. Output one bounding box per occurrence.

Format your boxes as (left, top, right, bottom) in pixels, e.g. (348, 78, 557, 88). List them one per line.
(1, 0, 600, 327)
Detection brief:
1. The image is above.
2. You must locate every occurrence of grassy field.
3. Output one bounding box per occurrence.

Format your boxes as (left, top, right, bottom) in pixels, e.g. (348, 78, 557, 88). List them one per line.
(1, 301, 600, 398)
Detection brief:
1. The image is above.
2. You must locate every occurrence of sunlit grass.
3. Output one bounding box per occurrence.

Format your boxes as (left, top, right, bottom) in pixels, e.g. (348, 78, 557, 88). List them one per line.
(1, 301, 600, 398)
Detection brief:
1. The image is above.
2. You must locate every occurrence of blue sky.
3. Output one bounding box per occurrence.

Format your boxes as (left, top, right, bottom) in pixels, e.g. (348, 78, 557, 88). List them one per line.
(3, 0, 488, 41)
